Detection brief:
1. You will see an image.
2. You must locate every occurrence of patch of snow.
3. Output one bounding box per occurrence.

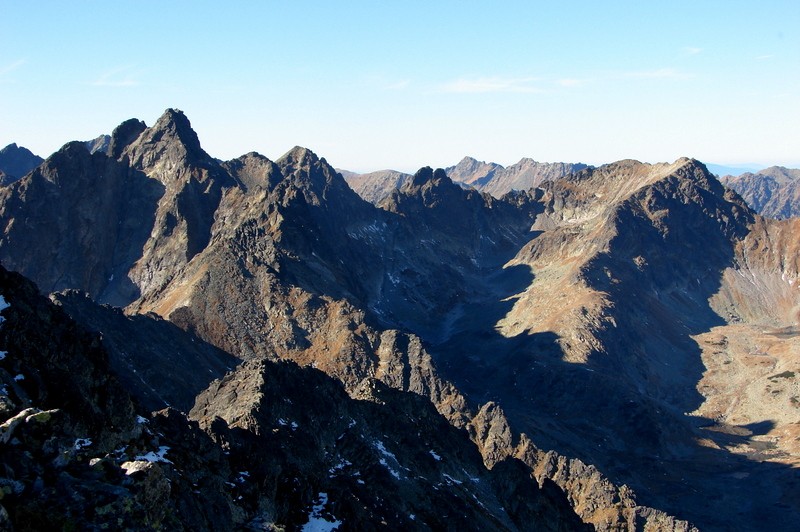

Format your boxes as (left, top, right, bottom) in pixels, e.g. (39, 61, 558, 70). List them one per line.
(374, 440, 402, 480)
(291, 421, 299, 430)
(379, 458, 401, 480)
(136, 415, 149, 424)
(108, 274, 114, 282)
(0, 295, 10, 321)
(348, 418, 357, 428)
(134, 446, 172, 464)
(0, 351, 6, 361)
(302, 492, 342, 532)
(74, 438, 92, 450)
(356, 479, 365, 485)
(328, 459, 352, 475)
(277, 418, 288, 426)
(13, 374, 24, 382)
(409, 514, 416, 521)
(442, 473, 462, 485)
(374, 440, 397, 461)
(462, 468, 480, 483)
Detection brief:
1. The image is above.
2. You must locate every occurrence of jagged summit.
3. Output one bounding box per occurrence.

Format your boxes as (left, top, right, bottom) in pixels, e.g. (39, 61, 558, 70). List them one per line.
(0, 142, 43, 184)
(122, 108, 208, 172)
(109, 118, 147, 159)
(721, 165, 800, 219)
(222, 151, 282, 191)
(274, 145, 361, 206)
(2, 110, 799, 531)
(278, 145, 319, 164)
(447, 156, 589, 197)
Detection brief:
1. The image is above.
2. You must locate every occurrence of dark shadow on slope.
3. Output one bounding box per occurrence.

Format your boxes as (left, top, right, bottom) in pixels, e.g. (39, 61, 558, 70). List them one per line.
(97, 164, 166, 306)
(426, 189, 800, 530)
(0, 145, 166, 307)
(196, 359, 590, 531)
(53, 289, 239, 412)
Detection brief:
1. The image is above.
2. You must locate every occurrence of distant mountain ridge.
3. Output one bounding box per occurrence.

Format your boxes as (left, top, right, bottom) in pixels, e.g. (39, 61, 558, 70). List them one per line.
(721, 166, 800, 219)
(340, 168, 412, 204)
(1, 109, 798, 530)
(446, 156, 590, 197)
(0, 143, 43, 184)
(341, 156, 588, 204)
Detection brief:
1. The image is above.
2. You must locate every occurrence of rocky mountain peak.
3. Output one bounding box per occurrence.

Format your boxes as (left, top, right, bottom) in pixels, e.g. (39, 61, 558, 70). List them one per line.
(109, 118, 147, 159)
(276, 145, 323, 173)
(222, 151, 282, 191)
(446, 157, 502, 188)
(122, 108, 208, 173)
(151, 108, 203, 153)
(404, 166, 452, 190)
(275, 145, 356, 204)
(0, 142, 43, 184)
(720, 165, 800, 219)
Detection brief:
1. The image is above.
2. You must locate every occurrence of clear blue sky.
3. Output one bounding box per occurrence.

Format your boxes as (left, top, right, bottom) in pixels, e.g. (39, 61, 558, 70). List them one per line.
(1, 1, 798, 172)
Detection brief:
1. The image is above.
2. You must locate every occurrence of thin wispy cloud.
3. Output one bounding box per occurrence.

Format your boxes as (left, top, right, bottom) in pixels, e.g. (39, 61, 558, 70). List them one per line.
(755, 54, 774, 61)
(91, 66, 142, 87)
(557, 78, 586, 88)
(439, 76, 543, 94)
(624, 68, 689, 80)
(684, 47, 702, 55)
(384, 79, 410, 90)
(0, 58, 27, 78)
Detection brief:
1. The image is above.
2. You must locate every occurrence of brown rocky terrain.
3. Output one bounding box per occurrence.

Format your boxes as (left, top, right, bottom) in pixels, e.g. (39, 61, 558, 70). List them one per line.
(721, 166, 800, 219)
(341, 156, 587, 205)
(0, 264, 589, 530)
(340, 168, 412, 205)
(1, 109, 798, 530)
(446, 156, 589, 198)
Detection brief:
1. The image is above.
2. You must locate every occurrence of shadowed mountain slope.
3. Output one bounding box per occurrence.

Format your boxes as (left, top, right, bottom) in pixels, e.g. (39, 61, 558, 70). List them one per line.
(1, 110, 799, 530)
(0, 143, 43, 185)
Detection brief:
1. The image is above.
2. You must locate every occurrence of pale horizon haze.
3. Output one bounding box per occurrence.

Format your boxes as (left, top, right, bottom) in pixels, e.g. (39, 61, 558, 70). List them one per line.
(1, 1, 798, 173)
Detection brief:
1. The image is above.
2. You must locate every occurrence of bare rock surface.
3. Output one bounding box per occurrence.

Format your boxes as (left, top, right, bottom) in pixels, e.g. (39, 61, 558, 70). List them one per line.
(2, 110, 799, 530)
(721, 166, 800, 219)
(0, 143, 42, 185)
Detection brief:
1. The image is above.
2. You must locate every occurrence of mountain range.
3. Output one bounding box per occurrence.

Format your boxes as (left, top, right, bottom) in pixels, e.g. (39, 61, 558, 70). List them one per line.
(0, 143, 43, 186)
(720, 166, 800, 220)
(1, 109, 798, 531)
(340, 157, 588, 204)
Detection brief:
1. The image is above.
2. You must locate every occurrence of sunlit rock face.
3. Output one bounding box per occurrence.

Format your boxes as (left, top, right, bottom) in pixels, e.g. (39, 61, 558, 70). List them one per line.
(1, 109, 799, 530)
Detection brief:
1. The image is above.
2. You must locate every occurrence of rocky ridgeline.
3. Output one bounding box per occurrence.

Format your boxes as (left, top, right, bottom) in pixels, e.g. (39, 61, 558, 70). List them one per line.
(0, 144, 42, 186)
(0, 265, 587, 530)
(1, 109, 798, 530)
(721, 166, 800, 219)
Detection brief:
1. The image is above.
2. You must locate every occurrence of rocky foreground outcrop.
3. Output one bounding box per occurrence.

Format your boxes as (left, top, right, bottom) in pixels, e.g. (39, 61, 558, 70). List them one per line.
(0, 265, 587, 530)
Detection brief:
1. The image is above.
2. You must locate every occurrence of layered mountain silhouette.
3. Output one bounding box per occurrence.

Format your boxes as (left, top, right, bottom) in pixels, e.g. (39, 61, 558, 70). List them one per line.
(342, 156, 588, 205)
(1, 109, 798, 531)
(721, 166, 800, 219)
(0, 143, 43, 185)
(446, 156, 589, 198)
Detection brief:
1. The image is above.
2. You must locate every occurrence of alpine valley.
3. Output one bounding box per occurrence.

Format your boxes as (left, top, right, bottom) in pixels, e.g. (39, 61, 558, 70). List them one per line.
(0, 109, 798, 531)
